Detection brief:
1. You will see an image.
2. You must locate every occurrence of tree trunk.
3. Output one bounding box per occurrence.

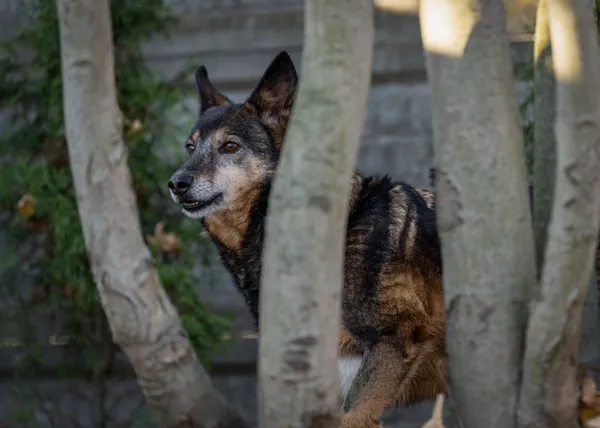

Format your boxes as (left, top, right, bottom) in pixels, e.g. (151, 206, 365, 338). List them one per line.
(532, 0, 557, 280)
(257, 1, 374, 427)
(531, 0, 600, 389)
(419, 1, 537, 427)
(581, 272, 600, 368)
(518, 0, 600, 425)
(55, 1, 248, 427)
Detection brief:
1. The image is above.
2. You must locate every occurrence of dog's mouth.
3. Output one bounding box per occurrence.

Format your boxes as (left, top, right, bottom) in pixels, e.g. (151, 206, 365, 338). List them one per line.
(180, 193, 224, 212)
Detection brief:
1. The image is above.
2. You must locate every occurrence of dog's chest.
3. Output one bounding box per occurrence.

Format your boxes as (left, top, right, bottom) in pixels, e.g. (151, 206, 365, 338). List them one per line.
(216, 245, 260, 290)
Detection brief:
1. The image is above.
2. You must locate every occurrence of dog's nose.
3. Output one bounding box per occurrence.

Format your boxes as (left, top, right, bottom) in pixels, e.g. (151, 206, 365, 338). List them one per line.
(168, 174, 194, 196)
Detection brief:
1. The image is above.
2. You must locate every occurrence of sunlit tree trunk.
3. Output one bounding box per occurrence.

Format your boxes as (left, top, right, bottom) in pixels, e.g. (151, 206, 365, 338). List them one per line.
(55, 1, 248, 427)
(419, 1, 536, 427)
(530, 0, 600, 402)
(518, 0, 600, 425)
(257, 0, 374, 427)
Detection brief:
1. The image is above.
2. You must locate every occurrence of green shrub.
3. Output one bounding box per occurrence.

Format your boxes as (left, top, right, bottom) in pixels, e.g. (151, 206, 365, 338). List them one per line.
(0, 0, 231, 425)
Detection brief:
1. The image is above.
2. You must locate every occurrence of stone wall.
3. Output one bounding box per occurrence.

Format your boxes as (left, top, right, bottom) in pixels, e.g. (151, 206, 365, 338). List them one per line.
(0, 1, 537, 427)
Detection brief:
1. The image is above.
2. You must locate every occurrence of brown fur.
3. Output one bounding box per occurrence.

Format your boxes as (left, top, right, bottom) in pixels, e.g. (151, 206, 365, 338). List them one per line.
(190, 129, 200, 144)
(169, 51, 447, 427)
(244, 86, 293, 148)
(205, 158, 267, 252)
(340, 327, 362, 354)
(335, 174, 446, 426)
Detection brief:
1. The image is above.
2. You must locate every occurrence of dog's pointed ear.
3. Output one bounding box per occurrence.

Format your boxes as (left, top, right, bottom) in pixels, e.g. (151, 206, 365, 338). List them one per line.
(244, 51, 298, 147)
(195, 65, 233, 114)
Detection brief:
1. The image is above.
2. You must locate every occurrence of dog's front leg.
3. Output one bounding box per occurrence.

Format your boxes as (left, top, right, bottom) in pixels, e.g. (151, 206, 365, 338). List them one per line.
(340, 341, 398, 428)
(340, 338, 446, 428)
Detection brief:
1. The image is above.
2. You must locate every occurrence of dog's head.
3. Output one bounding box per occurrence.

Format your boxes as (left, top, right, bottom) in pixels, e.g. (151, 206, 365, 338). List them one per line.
(168, 51, 298, 219)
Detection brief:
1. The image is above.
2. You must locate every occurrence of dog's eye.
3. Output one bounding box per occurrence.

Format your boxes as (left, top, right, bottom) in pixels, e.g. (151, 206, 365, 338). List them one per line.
(185, 144, 195, 155)
(222, 142, 239, 153)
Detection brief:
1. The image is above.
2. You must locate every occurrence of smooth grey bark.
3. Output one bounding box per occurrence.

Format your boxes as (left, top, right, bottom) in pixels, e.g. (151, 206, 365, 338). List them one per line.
(518, 0, 600, 425)
(531, 0, 600, 384)
(531, 0, 600, 390)
(581, 0, 600, 389)
(257, 1, 374, 427)
(55, 1, 248, 427)
(532, 0, 557, 280)
(419, 1, 537, 428)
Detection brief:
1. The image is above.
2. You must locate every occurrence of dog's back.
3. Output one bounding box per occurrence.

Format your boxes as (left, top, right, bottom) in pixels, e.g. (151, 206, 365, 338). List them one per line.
(168, 51, 446, 428)
(338, 175, 446, 428)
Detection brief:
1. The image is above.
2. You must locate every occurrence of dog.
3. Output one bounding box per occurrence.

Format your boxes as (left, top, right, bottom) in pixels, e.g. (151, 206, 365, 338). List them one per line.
(168, 50, 447, 428)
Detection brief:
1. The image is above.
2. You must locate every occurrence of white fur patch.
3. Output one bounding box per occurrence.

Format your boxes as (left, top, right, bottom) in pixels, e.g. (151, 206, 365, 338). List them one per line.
(338, 355, 363, 403)
(181, 206, 210, 219)
(179, 200, 227, 219)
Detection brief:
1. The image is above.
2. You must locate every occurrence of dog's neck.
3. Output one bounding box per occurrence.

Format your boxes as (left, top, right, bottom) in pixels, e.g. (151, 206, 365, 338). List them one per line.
(203, 180, 270, 253)
(203, 172, 365, 254)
